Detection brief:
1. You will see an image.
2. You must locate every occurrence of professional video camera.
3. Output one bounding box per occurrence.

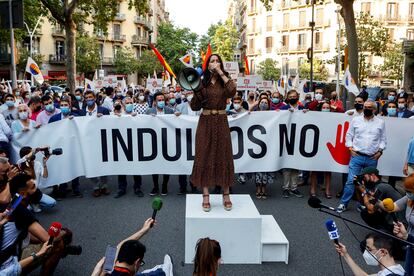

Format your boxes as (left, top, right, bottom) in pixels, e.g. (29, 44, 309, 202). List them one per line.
(35, 147, 63, 158)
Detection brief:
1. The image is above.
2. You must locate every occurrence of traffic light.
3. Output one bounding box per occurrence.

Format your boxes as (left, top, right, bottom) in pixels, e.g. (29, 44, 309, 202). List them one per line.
(0, 0, 24, 29)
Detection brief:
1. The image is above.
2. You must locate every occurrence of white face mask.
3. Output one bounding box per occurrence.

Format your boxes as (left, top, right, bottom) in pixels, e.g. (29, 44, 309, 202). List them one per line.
(138, 96, 145, 102)
(363, 249, 381, 266)
(398, 104, 406, 109)
(19, 111, 28, 120)
(315, 94, 323, 101)
(187, 95, 193, 102)
(233, 103, 241, 110)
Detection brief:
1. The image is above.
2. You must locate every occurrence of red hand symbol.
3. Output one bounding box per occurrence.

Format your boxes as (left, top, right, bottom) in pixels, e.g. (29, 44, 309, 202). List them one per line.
(326, 121, 351, 165)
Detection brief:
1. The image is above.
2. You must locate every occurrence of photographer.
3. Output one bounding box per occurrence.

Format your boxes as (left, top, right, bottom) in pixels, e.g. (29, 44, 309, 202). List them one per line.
(17, 146, 56, 213)
(355, 167, 403, 233)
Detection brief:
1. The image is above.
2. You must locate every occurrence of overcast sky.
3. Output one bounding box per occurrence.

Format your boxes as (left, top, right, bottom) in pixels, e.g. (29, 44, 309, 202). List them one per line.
(165, 0, 228, 35)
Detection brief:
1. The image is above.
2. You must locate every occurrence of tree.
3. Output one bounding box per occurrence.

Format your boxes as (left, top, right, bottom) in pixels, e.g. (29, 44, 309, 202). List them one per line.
(379, 42, 404, 85)
(35, 0, 149, 92)
(299, 59, 329, 81)
(199, 22, 222, 55)
(137, 50, 163, 76)
(114, 47, 139, 75)
(257, 58, 280, 81)
(155, 22, 198, 74)
(211, 19, 239, 62)
(76, 35, 101, 76)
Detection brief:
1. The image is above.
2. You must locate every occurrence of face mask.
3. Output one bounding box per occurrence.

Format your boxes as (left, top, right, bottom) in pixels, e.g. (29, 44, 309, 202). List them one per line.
(86, 99, 95, 107)
(315, 94, 323, 101)
(363, 249, 381, 266)
(398, 104, 406, 110)
(388, 95, 395, 101)
(233, 103, 241, 110)
(387, 107, 396, 116)
(321, 109, 330, 112)
(75, 95, 82, 101)
(138, 96, 145, 102)
(187, 95, 193, 102)
(125, 103, 134, 113)
(15, 92, 20, 97)
(406, 192, 414, 200)
(45, 104, 55, 112)
(305, 98, 312, 103)
(363, 109, 373, 117)
(60, 106, 70, 115)
(114, 104, 122, 111)
(157, 101, 165, 109)
(289, 98, 298, 105)
(249, 95, 254, 100)
(169, 99, 176, 105)
(181, 94, 185, 99)
(260, 103, 268, 110)
(19, 111, 28, 120)
(5, 100, 14, 107)
(116, 93, 122, 97)
(354, 103, 364, 110)
(332, 96, 337, 100)
(226, 103, 231, 111)
(272, 98, 280, 104)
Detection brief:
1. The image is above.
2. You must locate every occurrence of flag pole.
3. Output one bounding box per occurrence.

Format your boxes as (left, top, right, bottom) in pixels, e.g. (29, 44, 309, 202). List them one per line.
(8, 0, 17, 89)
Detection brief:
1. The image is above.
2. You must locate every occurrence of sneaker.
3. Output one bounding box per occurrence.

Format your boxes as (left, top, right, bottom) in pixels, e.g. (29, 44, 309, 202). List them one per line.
(161, 188, 168, 196)
(72, 191, 83, 198)
(149, 188, 159, 196)
(290, 189, 304, 198)
(114, 190, 126, 199)
(162, 254, 173, 276)
(177, 188, 187, 195)
(134, 189, 144, 197)
(282, 189, 290, 198)
(336, 204, 347, 213)
(31, 204, 42, 213)
(357, 204, 366, 213)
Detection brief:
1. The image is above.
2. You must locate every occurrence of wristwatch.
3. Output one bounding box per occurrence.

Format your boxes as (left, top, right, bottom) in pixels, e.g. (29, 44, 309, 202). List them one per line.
(31, 252, 38, 261)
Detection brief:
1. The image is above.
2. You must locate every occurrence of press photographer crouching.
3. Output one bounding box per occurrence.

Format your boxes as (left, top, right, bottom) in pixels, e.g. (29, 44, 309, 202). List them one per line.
(17, 146, 59, 213)
(354, 167, 404, 233)
(0, 163, 81, 275)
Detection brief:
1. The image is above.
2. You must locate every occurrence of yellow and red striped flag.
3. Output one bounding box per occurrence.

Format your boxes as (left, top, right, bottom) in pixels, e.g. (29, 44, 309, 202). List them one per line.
(202, 43, 212, 71)
(150, 44, 176, 79)
(244, 56, 250, 75)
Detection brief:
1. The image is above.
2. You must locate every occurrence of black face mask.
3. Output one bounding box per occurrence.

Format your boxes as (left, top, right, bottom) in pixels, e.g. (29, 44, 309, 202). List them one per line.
(363, 109, 373, 117)
(114, 104, 122, 111)
(34, 106, 42, 112)
(332, 96, 337, 100)
(354, 103, 363, 110)
(289, 98, 298, 105)
(249, 96, 254, 100)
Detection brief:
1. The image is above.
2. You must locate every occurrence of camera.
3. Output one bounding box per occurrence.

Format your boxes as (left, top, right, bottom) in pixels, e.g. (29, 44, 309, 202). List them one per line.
(353, 174, 364, 186)
(36, 147, 63, 157)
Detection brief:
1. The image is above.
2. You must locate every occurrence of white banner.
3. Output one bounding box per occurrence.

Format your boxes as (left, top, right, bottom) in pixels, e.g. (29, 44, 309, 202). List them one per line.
(237, 76, 258, 90)
(146, 78, 163, 93)
(224, 62, 240, 80)
(257, 80, 273, 91)
(11, 112, 414, 188)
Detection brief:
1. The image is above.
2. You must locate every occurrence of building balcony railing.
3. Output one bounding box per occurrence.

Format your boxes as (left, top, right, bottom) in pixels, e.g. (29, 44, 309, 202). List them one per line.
(293, 45, 308, 52)
(246, 48, 261, 56)
(131, 35, 149, 46)
(406, 15, 414, 22)
(247, 8, 258, 16)
(266, 47, 273, 53)
(379, 14, 402, 22)
(111, 34, 126, 42)
(52, 27, 65, 37)
(247, 28, 261, 35)
(49, 55, 66, 64)
(114, 13, 126, 21)
(102, 57, 114, 65)
(134, 16, 147, 25)
(0, 53, 11, 63)
(144, 21, 153, 32)
(266, 26, 273, 32)
(278, 46, 289, 53)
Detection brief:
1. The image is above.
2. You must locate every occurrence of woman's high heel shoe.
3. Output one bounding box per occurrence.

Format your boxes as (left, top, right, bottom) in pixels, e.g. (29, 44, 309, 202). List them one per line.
(202, 194, 211, 212)
(223, 193, 232, 211)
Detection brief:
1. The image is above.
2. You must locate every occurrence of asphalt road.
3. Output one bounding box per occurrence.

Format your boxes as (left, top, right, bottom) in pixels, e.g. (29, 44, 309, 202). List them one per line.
(34, 173, 389, 276)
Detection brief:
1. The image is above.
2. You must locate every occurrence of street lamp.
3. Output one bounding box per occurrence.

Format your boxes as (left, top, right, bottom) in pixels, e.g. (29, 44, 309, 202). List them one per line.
(24, 18, 41, 85)
(306, 0, 316, 92)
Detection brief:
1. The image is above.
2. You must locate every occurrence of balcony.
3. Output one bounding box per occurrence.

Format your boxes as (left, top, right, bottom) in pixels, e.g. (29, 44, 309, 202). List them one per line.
(246, 48, 261, 56)
(0, 53, 10, 63)
(111, 34, 126, 42)
(131, 35, 149, 46)
(407, 15, 414, 22)
(247, 28, 261, 35)
(293, 45, 307, 52)
(380, 14, 402, 22)
(144, 21, 153, 32)
(102, 57, 114, 65)
(134, 16, 147, 25)
(247, 7, 258, 16)
(278, 46, 289, 53)
(52, 27, 65, 37)
(315, 19, 331, 27)
(95, 33, 106, 41)
(49, 55, 66, 64)
(114, 13, 126, 21)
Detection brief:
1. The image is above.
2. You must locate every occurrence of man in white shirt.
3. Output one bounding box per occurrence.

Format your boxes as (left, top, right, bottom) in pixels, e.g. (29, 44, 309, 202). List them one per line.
(337, 100, 386, 212)
(346, 95, 365, 117)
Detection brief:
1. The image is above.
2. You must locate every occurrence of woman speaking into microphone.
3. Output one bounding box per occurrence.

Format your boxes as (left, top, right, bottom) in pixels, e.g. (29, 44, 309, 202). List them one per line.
(189, 54, 236, 212)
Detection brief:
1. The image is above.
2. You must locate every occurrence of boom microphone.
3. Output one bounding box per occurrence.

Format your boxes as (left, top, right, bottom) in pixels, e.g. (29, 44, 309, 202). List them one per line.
(382, 198, 398, 223)
(325, 219, 340, 245)
(151, 197, 163, 228)
(48, 222, 62, 245)
(308, 197, 336, 211)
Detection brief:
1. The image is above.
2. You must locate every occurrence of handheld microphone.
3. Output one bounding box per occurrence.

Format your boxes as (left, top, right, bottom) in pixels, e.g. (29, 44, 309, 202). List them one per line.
(4, 193, 23, 217)
(325, 219, 340, 245)
(151, 197, 163, 228)
(308, 197, 336, 211)
(382, 198, 398, 223)
(47, 222, 62, 245)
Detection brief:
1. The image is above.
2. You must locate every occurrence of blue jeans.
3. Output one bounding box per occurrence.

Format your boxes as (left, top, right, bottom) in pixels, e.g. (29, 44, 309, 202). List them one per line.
(39, 193, 57, 209)
(340, 155, 378, 206)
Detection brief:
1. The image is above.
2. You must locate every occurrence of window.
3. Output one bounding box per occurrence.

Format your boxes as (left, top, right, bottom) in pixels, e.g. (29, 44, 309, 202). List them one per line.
(361, 2, 371, 13)
(249, 39, 255, 53)
(282, 35, 289, 50)
(250, 0, 256, 11)
(298, 33, 306, 46)
(99, 44, 104, 58)
(386, 3, 398, 19)
(252, 18, 256, 32)
(407, 29, 414, 40)
(55, 41, 65, 57)
(113, 24, 121, 38)
(137, 27, 142, 37)
(316, 8, 323, 25)
(113, 45, 121, 58)
(283, 13, 289, 28)
(409, 3, 414, 18)
(299, 11, 306, 27)
(250, 59, 255, 73)
(267, 15, 273, 31)
(315, 32, 321, 45)
(266, 37, 273, 53)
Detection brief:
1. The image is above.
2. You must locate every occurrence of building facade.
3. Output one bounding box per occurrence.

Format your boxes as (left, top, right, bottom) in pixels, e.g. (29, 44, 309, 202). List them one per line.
(0, 0, 169, 84)
(229, 0, 414, 85)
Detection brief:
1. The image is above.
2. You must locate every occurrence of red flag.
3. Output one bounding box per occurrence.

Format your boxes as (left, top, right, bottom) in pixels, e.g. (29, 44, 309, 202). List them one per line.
(150, 44, 176, 79)
(244, 56, 250, 75)
(202, 43, 212, 71)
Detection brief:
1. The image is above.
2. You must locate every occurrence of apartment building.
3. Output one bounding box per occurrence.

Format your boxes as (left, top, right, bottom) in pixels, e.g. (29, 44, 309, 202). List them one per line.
(0, 0, 169, 83)
(230, 0, 414, 83)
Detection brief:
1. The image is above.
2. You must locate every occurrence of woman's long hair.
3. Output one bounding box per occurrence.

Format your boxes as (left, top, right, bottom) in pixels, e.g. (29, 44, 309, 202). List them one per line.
(202, 54, 230, 87)
(405, 174, 414, 207)
(193, 238, 221, 276)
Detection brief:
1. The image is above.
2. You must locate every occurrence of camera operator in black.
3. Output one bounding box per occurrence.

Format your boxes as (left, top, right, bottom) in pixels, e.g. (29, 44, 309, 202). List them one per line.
(355, 167, 404, 233)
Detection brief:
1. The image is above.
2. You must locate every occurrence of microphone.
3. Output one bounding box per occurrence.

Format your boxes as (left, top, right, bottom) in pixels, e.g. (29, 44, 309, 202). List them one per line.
(308, 197, 336, 211)
(151, 197, 163, 228)
(48, 222, 62, 245)
(325, 219, 340, 245)
(382, 198, 398, 223)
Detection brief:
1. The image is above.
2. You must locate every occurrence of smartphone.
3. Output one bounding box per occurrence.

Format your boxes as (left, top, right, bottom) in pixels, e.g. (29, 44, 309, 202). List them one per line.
(5, 194, 23, 216)
(103, 245, 117, 273)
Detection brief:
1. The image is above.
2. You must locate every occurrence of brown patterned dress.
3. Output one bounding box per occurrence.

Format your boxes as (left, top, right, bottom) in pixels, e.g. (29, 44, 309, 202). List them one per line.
(189, 79, 237, 188)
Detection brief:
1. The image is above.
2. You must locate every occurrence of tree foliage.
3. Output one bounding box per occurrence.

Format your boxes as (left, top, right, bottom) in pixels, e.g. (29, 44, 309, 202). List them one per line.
(137, 50, 163, 76)
(257, 58, 280, 81)
(199, 22, 222, 55)
(379, 42, 404, 85)
(76, 35, 101, 75)
(211, 19, 239, 62)
(299, 59, 329, 81)
(114, 47, 139, 75)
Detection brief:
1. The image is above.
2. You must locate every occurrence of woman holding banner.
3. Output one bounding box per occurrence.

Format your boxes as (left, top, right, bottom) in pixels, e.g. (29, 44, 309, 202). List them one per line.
(190, 54, 236, 212)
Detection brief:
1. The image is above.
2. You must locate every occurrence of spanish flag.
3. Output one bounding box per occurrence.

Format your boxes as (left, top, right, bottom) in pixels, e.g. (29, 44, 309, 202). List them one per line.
(150, 44, 176, 79)
(202, 43, 212, 71)
(244, 56, 250, 75)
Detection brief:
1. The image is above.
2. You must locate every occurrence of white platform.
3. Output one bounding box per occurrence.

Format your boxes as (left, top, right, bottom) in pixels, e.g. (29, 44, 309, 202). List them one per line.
(185, 194, 289, 264)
